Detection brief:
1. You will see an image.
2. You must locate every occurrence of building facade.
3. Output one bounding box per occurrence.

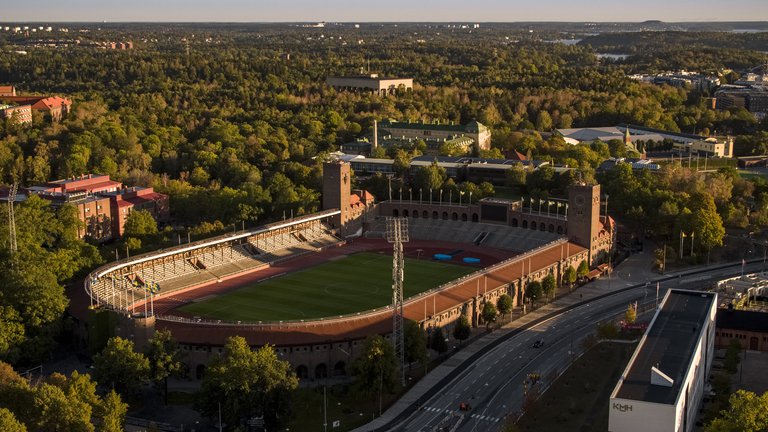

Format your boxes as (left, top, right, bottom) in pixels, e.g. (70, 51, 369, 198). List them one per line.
(0, 104, 32, 124)
(326, 74, 413, 95)
(715, 308, 768, 352)
(26, 174, 169, 241)
(379, 119, 491, 152)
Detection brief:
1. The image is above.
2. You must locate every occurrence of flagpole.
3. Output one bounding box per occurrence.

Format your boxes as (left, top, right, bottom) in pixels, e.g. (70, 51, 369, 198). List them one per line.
(690, 232, 695, 256)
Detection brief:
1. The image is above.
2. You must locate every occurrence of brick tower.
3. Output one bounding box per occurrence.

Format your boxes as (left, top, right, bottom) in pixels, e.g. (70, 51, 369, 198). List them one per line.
(322, 160, 351, 235)
(567, 183, 601, 265)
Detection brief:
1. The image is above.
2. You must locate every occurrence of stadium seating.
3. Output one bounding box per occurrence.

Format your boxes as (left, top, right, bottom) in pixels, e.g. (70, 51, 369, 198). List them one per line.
(89, 220, 345, 311)
(366, 217, 560, 251)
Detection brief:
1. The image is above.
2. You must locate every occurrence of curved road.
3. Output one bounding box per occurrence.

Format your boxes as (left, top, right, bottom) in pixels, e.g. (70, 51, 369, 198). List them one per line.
(375, 260, 763, 432)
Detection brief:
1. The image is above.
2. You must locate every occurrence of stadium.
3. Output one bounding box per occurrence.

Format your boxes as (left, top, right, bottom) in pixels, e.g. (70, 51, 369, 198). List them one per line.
(76, 160, 613, 381)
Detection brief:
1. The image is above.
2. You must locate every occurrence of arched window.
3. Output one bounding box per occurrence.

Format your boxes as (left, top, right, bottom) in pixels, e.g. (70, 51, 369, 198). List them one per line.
(315, 363, 328, 379)
(296, 365, 309, 379)
(333, 361, 346, 376)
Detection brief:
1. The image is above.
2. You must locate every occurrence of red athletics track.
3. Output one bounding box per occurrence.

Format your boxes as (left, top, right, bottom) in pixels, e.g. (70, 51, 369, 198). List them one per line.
(153, 238, 518, 317)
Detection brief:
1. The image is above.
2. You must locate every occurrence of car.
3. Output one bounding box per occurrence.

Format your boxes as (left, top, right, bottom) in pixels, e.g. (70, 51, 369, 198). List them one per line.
(459, 402, 471, 411)
(532, 339, 544, 348)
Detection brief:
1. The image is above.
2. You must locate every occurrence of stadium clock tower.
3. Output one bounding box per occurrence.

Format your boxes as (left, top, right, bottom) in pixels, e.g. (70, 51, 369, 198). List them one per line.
(567, 183, 601, 265)
(322, 159, 352, 236)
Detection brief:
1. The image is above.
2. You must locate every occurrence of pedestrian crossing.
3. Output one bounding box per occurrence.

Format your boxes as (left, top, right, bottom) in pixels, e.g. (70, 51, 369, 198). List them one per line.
(469, 413, 501, 423)
(421, 407, 501, 423)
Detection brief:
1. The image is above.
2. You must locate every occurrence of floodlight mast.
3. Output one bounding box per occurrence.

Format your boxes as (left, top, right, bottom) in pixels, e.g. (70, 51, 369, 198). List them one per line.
(385, 217, 409, 386)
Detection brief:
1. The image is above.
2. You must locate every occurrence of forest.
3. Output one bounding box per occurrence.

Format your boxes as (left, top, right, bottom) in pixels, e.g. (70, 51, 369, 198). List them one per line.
(0, 23, 766, 431)
(0, 24, 765, 230)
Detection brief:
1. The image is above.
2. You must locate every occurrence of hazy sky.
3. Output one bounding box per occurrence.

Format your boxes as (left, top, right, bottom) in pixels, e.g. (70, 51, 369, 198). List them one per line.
(4, 0, 768, 22)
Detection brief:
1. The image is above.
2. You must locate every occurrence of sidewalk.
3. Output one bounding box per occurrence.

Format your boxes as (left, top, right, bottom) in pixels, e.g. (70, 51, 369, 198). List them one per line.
(352, 249, 746, 432)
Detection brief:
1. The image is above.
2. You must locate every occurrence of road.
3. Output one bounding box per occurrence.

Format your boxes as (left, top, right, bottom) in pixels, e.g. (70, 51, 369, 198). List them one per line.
(386, 261, 763, 432)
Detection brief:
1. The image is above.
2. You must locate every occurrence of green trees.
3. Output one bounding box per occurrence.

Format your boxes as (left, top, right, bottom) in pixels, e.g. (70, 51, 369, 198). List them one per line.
(93, 337, 150, 396)
(688, 192, 725, 252)
(525, 280, 543, 305)
(563, 265, 577, 289)
(0, 196, 101, 364)
(123, 209, 159, 239)
(452, 315, 472, 342)
(412, 161, 446, 194)
(0, 408, 26, 432)
(145, 330, 184, 403)
(482, 302, 498, 327)
(497, 294, 514, 319)
(98, 391, 129, 432)
(0, 362, 127, 432)
(706, 390, 768, 432)
(429, 327, 448, 354)
(577, 261, 589, 280)
(542, 274, 557, 302)
(625, 303, 637, 324)
(198, 336, 298, 431)
(404, 320, 427, 368)
(351, 335, 399, 397)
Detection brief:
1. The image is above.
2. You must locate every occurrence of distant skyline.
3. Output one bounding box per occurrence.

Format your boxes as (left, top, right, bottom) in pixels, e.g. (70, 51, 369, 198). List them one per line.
(4, 0, 768, 23)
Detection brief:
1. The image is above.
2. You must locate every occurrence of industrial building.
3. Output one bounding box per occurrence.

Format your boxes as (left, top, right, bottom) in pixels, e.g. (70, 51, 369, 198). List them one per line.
(609, 289, 717, 432)
(326, 74, 413, 95)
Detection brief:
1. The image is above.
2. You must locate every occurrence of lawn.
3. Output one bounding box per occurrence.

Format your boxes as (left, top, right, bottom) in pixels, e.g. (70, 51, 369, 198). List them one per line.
(178, 252, 474, 321)
(512, 341, 636, 432)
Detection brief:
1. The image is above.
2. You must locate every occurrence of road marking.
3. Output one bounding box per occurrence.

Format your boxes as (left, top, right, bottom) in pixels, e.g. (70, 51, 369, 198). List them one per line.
(470, 414, 500, 422)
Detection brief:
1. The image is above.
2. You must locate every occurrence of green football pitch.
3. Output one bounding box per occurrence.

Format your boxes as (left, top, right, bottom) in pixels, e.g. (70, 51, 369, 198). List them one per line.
(178, 252, 475, 321)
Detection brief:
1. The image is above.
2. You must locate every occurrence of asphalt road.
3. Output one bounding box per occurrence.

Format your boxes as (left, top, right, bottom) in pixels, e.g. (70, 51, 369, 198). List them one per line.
(390, 262, 762, 432)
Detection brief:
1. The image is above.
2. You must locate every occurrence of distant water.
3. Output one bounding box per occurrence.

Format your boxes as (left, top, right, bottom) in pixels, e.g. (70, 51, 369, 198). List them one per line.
(597, 53, 630, 60)
(545, 39, 582, 45)
(731, 29, 768, 33)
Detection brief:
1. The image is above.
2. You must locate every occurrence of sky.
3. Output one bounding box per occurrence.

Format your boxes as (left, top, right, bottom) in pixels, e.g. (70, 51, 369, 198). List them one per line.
(4, 0, 768, 23)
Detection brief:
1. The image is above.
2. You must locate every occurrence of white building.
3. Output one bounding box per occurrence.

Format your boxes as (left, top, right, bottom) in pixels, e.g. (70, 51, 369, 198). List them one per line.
(609, 289, 717, 432)
(326, 74, 413, 95)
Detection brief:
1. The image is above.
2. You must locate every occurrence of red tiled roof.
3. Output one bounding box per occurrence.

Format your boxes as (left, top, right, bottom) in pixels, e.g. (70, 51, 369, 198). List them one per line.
(32, 96, 72, 111)
(65, 180, 122, 193)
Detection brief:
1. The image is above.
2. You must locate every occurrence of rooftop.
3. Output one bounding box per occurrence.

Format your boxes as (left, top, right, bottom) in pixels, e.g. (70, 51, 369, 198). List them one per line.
(614, 290, 716, 405)
(716, 308, 768, 333)
(381, 119, 488, 134)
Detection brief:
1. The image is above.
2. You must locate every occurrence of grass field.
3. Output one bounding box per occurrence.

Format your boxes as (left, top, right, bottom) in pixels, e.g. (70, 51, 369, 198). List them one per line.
(512, 341, 636, 432)
(178, 252, 475, 321)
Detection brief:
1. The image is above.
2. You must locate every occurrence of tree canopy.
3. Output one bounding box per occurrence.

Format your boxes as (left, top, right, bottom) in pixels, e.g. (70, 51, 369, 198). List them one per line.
(93, 336, 150, 396)
(197, 336, 298, 431)
(706, 390, 768, 432)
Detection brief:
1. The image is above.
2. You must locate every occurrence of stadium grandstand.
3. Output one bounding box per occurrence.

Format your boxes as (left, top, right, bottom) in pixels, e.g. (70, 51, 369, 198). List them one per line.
(86, 210, 342, 313)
